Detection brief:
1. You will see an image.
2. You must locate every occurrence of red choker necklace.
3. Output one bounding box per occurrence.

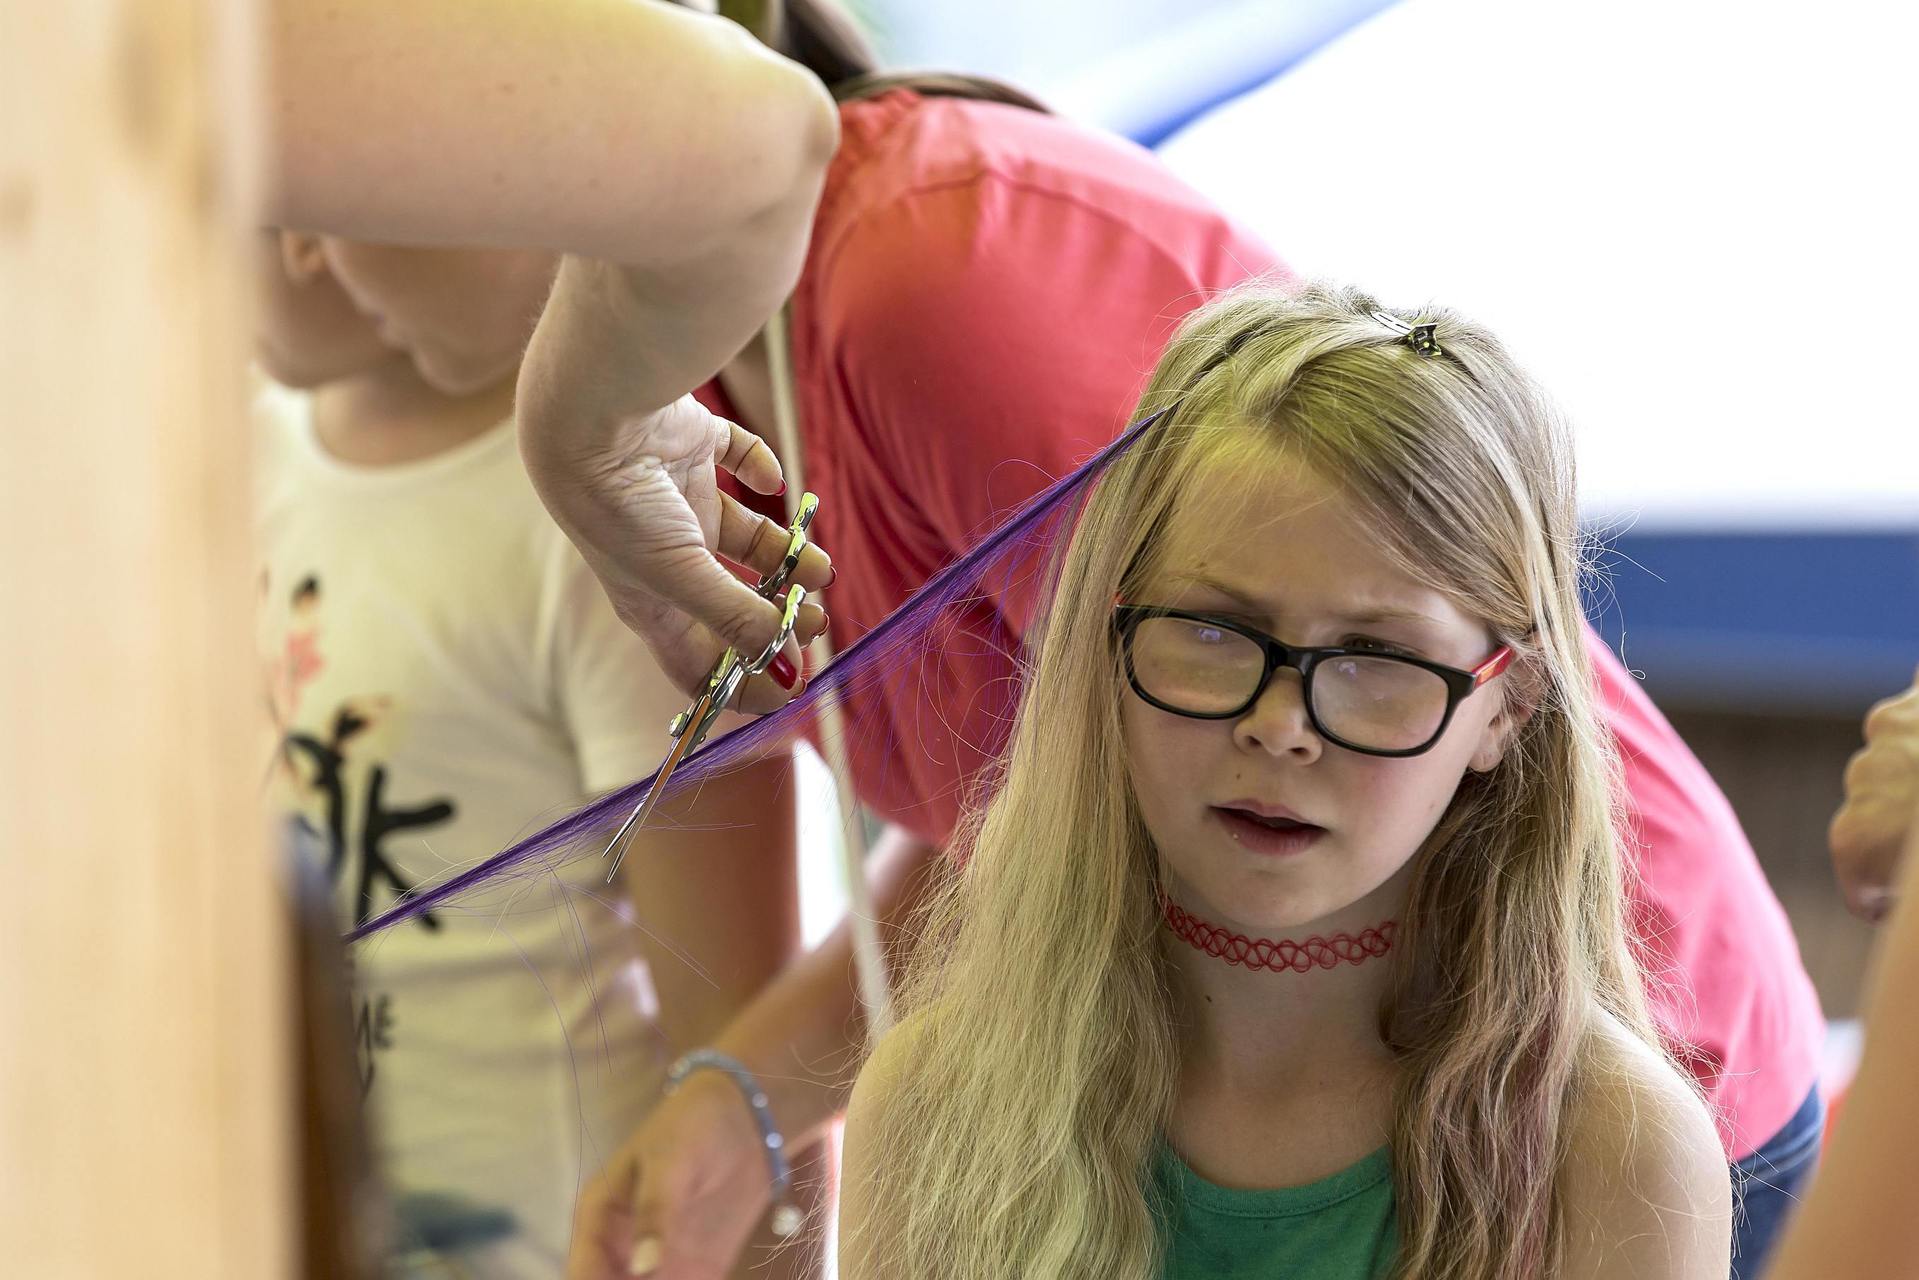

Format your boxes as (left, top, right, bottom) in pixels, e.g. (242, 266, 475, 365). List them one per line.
(1160, 894, 1397, 973)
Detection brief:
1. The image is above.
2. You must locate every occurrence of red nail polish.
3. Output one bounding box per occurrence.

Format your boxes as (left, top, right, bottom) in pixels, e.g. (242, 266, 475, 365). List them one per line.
(775, 480, 788, 496)
(767, 652, 799, 690)
(825, 566, 838, 588)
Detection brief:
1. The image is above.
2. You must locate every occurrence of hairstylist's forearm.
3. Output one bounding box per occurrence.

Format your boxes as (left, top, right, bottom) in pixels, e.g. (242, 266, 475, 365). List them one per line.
(626, 755, 803, 1055)
(704, 827, 945, 1148)
(515, 226, 811, 473)
(261, 0, 837, 264)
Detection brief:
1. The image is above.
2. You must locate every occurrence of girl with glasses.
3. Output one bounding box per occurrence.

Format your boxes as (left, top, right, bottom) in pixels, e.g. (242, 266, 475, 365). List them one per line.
(838, 283, 1731, 1279)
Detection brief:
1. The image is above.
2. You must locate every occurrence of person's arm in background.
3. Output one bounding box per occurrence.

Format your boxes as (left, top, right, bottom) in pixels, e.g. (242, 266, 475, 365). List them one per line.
(569, 824, 941, 1280)
(1829, 667, 1919, 921)
(1763, 666, 1919, 1276)
(619, 753, 830, 1280)
(620, 753, 804, 1092)
(545, 528, 855, 1280)
(1766, 801, 1919, 1277)
(261, 0, 839, 699)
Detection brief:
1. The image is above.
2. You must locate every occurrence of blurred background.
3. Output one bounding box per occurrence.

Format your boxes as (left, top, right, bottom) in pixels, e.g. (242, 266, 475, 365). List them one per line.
(799, 0, 1917, 1045)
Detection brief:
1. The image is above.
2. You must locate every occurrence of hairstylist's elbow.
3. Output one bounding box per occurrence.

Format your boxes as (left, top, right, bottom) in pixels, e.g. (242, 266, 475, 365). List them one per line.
(598, 22, 835, 284)
(730, 51, 839, 246)
(776, 50, 841, 175)
(680, 19, 838, 238)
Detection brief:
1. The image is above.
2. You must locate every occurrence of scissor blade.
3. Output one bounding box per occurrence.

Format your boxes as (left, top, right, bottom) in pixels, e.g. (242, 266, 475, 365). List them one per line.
(601, 702, 708, 882)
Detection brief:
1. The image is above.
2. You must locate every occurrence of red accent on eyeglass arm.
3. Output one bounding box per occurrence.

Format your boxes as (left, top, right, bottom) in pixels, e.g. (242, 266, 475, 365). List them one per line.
(1472, 646, 1515, 685)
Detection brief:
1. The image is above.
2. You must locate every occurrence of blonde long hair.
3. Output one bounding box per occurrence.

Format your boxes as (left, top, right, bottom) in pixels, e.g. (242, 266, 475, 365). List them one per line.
(850, 282, 1658, 1278)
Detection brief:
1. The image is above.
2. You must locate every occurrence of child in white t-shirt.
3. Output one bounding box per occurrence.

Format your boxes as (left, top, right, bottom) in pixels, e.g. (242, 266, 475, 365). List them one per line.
(253, 230, 818, 1279)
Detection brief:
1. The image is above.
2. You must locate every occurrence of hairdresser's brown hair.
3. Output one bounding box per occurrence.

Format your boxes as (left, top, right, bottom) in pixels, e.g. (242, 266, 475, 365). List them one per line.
(712, 0, 1048, 111)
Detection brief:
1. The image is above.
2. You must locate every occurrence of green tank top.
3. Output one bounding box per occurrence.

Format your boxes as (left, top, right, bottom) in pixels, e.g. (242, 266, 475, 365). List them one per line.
(1154, 1143, 1399, 1280)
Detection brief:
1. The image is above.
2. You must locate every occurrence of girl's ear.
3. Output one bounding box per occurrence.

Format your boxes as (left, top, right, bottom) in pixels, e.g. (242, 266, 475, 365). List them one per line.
(278, 231, 329, 285)
(1469, 695, 1535, 773)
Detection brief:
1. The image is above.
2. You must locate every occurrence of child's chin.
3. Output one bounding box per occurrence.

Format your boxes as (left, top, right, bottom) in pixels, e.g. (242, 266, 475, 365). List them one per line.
(416, 351, 510, 397)
(1187, 878, 1338, 936)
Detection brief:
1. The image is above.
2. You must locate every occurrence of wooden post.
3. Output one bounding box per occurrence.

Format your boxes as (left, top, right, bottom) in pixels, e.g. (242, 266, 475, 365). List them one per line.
(0, 1, 291, 1276)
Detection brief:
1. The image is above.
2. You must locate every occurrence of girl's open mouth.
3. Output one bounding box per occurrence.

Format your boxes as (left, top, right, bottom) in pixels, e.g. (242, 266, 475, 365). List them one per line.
(1212, 807, 1326, 857)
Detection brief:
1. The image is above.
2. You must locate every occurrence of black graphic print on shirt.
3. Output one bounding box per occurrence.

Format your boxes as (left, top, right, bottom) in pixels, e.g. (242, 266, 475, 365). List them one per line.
(265, 571, 457, 930)
(265, 570, 465, 1096)
(284, 704, 452, 930)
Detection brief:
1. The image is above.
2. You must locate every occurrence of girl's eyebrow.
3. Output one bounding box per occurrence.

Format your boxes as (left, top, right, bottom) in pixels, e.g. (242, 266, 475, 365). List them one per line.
(1166, 572, 1443, 629)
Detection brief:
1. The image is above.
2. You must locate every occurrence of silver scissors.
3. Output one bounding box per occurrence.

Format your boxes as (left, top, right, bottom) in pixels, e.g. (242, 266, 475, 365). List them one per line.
(601, 492, 819, 881)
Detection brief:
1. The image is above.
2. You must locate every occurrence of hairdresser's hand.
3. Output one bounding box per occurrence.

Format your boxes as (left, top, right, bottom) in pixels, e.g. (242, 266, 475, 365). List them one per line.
(1831, 665, 1919, 922)
(568, 1072, 775, 1280)
(520, 389, 831, 715)
(517, 249, 832, 714)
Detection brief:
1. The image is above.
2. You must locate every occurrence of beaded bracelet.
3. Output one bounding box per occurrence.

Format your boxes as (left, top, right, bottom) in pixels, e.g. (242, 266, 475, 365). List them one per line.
(665, 1049, 805, 1237)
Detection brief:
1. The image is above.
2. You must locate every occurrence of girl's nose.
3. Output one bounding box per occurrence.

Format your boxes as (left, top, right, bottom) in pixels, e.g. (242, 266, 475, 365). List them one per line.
(1232, 669, 1323, 762)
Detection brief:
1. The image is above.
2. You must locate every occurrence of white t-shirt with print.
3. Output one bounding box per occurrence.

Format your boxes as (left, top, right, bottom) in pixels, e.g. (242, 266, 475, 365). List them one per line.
(256, 384, 689, 1277)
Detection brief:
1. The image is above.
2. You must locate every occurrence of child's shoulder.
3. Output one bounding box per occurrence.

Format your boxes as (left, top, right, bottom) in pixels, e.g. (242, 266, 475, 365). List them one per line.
(844, 1008, 952, 1181)
(840, 1012, 938, 1280)
(847, 1009, 930, 1121)
(1557, 1008, 1731, 1277)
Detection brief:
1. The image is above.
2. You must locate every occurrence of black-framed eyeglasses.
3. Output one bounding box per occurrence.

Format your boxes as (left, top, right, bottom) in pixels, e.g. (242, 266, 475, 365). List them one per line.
(1112, 603, 1514, 758)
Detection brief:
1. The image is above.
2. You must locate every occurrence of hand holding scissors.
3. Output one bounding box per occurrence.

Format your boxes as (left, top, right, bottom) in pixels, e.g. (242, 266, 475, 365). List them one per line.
(602, 493, 823, 878)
